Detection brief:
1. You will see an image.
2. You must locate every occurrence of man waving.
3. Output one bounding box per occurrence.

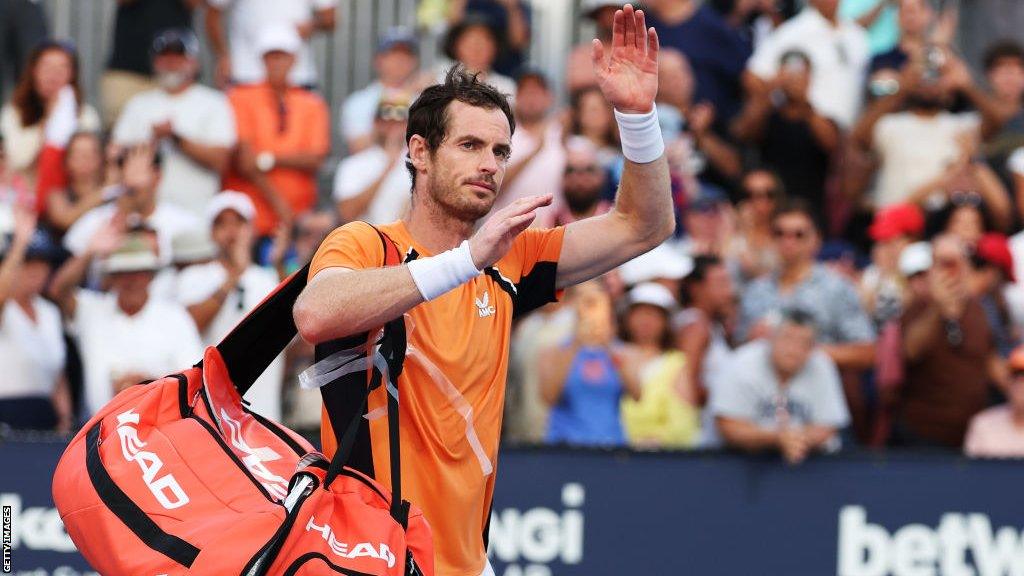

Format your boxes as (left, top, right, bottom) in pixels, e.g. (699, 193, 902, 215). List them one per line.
(293, 5, 671, 574)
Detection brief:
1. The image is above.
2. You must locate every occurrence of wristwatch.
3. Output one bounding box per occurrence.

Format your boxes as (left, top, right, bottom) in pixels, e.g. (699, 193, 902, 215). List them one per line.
(256, 151, 276, 173)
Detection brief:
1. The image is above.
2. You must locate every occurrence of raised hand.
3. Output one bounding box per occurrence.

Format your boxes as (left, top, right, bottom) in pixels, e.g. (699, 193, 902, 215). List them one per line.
(590, 4, 660, 114)
(468, 194, 552, 269)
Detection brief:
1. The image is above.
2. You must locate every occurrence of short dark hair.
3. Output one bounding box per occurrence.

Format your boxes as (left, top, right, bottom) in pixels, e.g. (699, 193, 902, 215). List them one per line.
(984, 40, 1024, 72)
(681, 255, 722, 306)
(404, 65, 515, 187)
(772, 198, 819, 234)
(780, 307, 817, 332)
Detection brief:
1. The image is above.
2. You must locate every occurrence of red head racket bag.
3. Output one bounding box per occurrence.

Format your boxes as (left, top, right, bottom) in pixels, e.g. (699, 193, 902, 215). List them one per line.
(51, 227, 433, 576)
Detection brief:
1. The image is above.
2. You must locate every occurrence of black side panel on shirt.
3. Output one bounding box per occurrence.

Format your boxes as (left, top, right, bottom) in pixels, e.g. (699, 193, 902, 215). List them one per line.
(511, 261, 559, 319)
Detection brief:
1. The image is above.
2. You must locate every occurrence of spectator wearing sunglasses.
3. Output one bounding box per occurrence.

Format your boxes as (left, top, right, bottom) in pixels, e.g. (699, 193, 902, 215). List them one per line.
(332, 93, 412, 226)
(545, 137, 612, 228)
(964, 344, 1024, 458)
(729, 168, 782, 284)
(225, 25, 329, 257)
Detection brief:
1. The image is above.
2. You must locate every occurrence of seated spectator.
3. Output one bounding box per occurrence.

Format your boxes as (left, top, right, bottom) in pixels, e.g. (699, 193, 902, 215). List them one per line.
(149, 227, 217, 302)
(728, 168, 781, 283)
(176, 192, 283, 420)
(439, 16, 516, 98)
(63, 144, 200, 270)
(964, 344, 1024, 458)
(712, 307, 850, 464)
(839, 0, 898, 57)
(447, 0, 531, 77)
(539, 281, 641, 447)
(333, 94, 411, 225)
(746, 0, 869, 129)
(0, 206, 69, 431)
(896, 234, 1000, 448)
(677, 186, 734, 259)
(675, 255, 735, 447)
(732, 50, 839, 225)
(45, 132, 107, 235)
(568, 85, 622, 180)
(205, 0, 337, 88)
(497, 69, 564, 220)
(111, 29, 236, 219)
(101, 0, 197, 127)
(617, 241, 693, 299)
(48, 228, 202, 418)
(225, 25, 329, 254)
(648, 0, 752, 127)
(1, 40, 100, 188)
(341, 27, 423, 154)
(928, 193, 997, 248)
(852, 52, 1007, 211)
(543, 137, 612, 228)
(620, 283, 699, 449)
(971, 233, 1019, 358)
(565, 0, 618, 93)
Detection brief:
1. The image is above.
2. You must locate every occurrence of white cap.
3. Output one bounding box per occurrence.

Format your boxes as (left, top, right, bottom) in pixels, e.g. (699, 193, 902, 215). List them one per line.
(207, 191, 256, 226)
(618, 243, 693, 286)
(255, 25, 302, 56)
(899, 241, 933, 277)
(171, 228, 217, 264)
(582, 0, 622, 17)
(104, 249, 161, 274)
(628, 282, 678, 311)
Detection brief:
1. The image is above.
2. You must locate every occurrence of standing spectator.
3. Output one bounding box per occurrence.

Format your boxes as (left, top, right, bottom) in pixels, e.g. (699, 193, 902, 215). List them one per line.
(866, 0, 951, 81)
(225, 25, 329, 254)
(340, 27, 423, 154)
(205, 0, 337, 89)
(971, 233, 1018, 358)
(746, 0, 870, 129)
(544, 137, 612, 228)
(677, 186, 735, 259)
(49, 228, 202, 418)
(964, 345, 1024, 458)
(958, 0, 1024, 78)
(647, 0, 752, 127)
(101, 0, 199, 127)
(176, 192, 283, 420)
(566, 0, 619, 93)
(0, 0, 47, 103)
(540, 281, 641, 447)
(0, 206, 69, 431)
(112, 29, 236, 219)
(1, 40, 100, 187)
(859, 203, 924, 327)
(840, 0, 898, 57)
(494, 69, 564, 219)
(44, 132, 107, 235)
(447, 0, 531, 77)
(620, 282, 699, 449)
(675, 255, 735, 447)
(732, 50, 839, 225)
(728, 168, 781, 283)
(896, 234, 1000, 448)
(439, 17, 516, 98)
(712, 308, 850, 464)
(333, 94, 411, 225)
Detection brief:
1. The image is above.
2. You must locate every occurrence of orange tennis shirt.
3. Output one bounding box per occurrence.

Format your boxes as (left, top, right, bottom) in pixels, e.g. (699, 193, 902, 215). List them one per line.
(308, 220, 565, 576)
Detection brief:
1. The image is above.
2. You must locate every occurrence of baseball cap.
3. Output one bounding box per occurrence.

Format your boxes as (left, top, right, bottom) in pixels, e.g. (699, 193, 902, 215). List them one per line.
(869, 203, 924, 242)
(255, 25, 302, 56)
(207, 191, 256, 226)
(628, 282, 678, 311)
(619, 243, 693, 286)
(377, 27, 419, 55)
(171, 228, 217, 265)
(899, 241, 933, 277)
(582, 0, 622, 18)
(103, 235, 161, 275)
(151, 28, 199, 58)
(975, 232, 1016, 282)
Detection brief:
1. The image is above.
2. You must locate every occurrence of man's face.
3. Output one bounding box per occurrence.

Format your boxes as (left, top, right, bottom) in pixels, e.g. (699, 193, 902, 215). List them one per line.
(771, 322, 816, 377)
(772, 212, 819, 267)
(110, 271, 155, 298)
(211, 210, 249, 255)
(263, 51, 296, 86)
(416, 101, 512, 222)
(701, 264, 735, 315)
(376, 47, 419, 85)
(988, 58, 1024, 101)
(515, 77, 552, 125)
(153, 52, 196, 90)
(16, 260, 51, 299)
(562, 148, 605, 213)
(898, 0, 933, 38)
(779, 58, 811, 101)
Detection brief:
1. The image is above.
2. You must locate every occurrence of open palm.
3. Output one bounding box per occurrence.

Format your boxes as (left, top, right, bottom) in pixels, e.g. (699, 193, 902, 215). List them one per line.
(591, 4, 660, 114)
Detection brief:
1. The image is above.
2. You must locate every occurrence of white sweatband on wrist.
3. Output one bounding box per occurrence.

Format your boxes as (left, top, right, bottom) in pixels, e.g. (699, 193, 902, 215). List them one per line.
(407, 240, 482, 301)
(614, 108, 664, 164)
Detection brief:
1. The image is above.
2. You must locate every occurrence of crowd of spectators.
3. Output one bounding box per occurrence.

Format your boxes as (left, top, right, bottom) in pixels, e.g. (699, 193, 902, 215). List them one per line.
(3, 0, 1024, 463)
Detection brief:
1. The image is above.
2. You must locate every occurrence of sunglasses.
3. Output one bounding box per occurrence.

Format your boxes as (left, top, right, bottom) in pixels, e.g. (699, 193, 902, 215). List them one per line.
(565, 165, 601, 176)
(772, 227, 810, 240)
(377, 105, 409, 122)
(950, 190, 983, 208)
(746, 190, 777, 201)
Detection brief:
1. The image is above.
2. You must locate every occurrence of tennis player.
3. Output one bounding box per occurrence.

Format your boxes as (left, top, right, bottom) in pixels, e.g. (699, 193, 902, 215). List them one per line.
(294, 5, 671, 574)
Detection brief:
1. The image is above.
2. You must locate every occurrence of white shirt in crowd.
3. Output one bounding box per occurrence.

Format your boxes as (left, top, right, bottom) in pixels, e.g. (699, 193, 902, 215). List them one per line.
(206, 0, 337, 87)
(112, 85, 237, 218)
(495, 122, 565, 220)
(176, 261, 284, 420)
(332, 146, 412, 225)
(0, 298, 66, 400)
(340, 82, 384, 145)
(63, 203, 201, 267)
(747, 7, 870, 128)
(73, 290, 203, 418)
(871, 111, 980, 207)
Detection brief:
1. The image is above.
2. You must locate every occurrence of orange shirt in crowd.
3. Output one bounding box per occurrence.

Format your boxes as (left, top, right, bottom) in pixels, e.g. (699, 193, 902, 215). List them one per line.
(309, 220, 564, 576)
(224, 83, 329, 236)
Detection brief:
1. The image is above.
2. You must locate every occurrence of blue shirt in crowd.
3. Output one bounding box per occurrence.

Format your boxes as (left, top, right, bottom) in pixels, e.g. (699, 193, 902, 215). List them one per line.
(546, 345, 627, 447)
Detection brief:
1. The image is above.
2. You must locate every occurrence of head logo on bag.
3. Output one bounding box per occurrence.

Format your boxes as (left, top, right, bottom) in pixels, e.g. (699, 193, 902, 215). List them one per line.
(305, 515, 397, 568)
(115, 410, 190, 510)
(220, 408, 289, 500)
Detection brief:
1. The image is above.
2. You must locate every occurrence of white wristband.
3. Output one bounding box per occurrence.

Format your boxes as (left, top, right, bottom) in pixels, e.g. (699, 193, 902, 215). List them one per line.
(614, 108, 664, 164)
(407, 240, 481, 301)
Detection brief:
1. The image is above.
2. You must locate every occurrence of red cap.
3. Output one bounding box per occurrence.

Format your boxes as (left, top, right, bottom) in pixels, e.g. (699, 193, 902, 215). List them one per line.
(975, 233, 1016, 283)
(869, 204, 925, 242)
